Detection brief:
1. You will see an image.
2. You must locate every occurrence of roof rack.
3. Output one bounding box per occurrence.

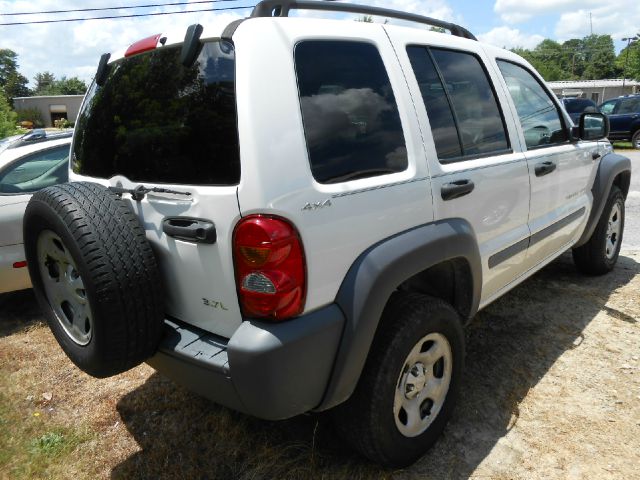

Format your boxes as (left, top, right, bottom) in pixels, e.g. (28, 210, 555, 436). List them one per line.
(250, 0, 476, 41)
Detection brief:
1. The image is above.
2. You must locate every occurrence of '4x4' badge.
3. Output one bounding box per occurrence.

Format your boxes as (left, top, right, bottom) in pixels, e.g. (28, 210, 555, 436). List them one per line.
(302, 199, 332, 211)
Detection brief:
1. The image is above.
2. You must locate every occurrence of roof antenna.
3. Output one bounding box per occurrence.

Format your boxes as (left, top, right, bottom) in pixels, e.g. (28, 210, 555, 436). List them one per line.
(181, 24, 204, 67)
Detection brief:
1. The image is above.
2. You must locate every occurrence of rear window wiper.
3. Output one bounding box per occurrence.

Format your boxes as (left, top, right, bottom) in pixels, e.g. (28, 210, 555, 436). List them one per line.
(109, 184, 192, 201)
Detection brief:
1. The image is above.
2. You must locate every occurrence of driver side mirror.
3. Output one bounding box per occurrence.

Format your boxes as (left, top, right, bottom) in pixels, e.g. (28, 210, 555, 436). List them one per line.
(572, 112, 609, 141)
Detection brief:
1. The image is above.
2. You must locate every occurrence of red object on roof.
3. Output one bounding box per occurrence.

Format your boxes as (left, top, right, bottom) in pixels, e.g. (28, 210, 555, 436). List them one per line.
(125, 33, 162, 58)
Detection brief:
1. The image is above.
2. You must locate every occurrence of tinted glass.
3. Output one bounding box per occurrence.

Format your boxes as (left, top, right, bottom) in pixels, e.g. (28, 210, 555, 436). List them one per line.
(73, 41, 239, 185)
(407, 47, 461, 159)
(498, 61, 568, 149)
(563, 98, 596, 113)
(618, 98, 640, 114)
(431, 49, 509, 158)
(0, 145, 69, 194)
(599, 100, 617, 115)
(295, 41, 407, 184)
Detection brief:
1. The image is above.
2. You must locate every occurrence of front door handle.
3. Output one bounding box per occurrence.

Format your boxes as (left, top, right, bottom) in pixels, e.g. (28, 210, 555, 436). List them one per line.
(534, 161, 557, 177)
(163, 217, 216, 244)
(441, 179, 475, 201)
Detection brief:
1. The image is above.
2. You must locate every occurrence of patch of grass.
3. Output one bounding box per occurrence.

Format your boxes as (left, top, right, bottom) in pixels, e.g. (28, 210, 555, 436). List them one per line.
(0, 391, 94, 479)
(612, 141, 634, 149)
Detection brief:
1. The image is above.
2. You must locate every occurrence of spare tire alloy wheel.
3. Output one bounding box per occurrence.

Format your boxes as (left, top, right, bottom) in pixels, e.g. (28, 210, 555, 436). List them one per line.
(394, 333, 452, 437)
(37, 230, 92, 346)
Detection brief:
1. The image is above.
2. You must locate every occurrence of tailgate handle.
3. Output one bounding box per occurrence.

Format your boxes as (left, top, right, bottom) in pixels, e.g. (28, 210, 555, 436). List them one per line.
(163, 217, 216, 244)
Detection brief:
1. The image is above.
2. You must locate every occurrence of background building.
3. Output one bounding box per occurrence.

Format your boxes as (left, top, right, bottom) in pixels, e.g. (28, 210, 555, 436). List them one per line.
(547, 79, 640, 104)
(12, 95, 84, 127)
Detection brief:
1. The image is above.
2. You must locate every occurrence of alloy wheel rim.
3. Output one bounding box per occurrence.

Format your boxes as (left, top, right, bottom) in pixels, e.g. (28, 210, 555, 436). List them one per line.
(393, 332, 452, 437)
(37, 230, 93, 345)
(605, 203, 621, 260)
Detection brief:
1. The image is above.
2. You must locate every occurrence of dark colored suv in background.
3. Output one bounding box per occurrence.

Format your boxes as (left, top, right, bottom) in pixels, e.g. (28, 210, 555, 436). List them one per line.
(599, 94, 640, 148)
(561, 97, 599, 124)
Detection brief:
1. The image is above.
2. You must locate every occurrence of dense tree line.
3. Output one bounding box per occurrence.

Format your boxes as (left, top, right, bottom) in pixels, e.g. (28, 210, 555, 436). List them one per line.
(511, 34, 639, 82)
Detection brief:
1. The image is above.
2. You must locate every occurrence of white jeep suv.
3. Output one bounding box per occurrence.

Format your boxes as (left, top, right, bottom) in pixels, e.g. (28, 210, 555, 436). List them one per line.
(22, 0, 631, 467)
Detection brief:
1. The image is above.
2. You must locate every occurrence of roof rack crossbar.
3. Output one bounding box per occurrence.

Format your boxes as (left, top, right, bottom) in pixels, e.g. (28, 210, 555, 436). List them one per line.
(250, 0, 476, 41)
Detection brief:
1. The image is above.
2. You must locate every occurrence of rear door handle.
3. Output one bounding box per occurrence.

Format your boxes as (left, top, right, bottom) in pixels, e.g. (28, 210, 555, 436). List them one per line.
(441, 179, 475, 201)
(534, 161, 557, 177)
(163, 217, 216, 244)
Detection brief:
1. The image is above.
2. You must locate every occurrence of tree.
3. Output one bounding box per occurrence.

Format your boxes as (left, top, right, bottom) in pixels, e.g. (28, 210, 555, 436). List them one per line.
(56, 76, 87, 95)
(616, 40, 640, 81)
(510, 34, 619, 81)
(33, 72, 57, 95)
(0, 93, 18, 138)
(582, 35, 617, 80)
(0, 49, 30, 102)
(32, 72, 87, 96)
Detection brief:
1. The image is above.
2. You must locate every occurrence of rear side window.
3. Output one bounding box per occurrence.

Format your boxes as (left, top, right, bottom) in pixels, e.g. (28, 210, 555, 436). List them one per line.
(72, 40, 239, 185)
(295, 41, 408, 184)
(407, 46, 510, 163)
(618, 98, 640, 114)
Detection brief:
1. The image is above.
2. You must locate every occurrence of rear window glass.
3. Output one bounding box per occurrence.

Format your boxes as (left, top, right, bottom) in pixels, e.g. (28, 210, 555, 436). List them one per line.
(563, 99, 596, 113)
(72, 40, 239, 185)
(294, 41, 408, 184)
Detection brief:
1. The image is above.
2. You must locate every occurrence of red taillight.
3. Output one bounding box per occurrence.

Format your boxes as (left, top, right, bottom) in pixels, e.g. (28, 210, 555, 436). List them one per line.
(13, 261, 27, 269)
(125, 33, 162, 57)
(233, 215, 306, 321)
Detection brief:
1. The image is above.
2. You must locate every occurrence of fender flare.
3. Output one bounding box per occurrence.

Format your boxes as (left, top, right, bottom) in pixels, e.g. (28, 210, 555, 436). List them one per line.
(575, 152, 631, 248)
(316, 219, 482, 411)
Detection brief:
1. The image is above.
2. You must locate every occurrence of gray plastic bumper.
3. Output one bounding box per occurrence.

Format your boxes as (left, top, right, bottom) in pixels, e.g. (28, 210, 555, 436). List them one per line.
(146, 304, 345, 420)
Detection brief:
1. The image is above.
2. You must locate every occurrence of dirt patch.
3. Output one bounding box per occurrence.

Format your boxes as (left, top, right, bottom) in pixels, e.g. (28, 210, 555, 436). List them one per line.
(1, 251, 639, 479)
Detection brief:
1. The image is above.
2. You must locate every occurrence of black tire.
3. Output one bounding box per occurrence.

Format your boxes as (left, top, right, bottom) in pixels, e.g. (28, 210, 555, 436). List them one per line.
(23, 182, 164, 378)
(572, 185, 625, 275)
(331, 292, 465, 468)
(633, 130, 640, 150)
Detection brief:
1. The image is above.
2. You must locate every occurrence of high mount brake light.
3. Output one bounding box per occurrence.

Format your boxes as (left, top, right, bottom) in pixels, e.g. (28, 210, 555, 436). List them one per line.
(125, 33, 163, 57)
(233, 215, 306, 321)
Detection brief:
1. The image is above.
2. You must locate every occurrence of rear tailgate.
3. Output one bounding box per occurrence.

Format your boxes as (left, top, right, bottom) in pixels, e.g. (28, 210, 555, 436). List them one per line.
(70, 40, 243, 338)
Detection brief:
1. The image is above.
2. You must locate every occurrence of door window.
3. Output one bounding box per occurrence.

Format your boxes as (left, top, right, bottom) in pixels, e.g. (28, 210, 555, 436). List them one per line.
(599, 100, 617, 115)
(294, 41, 408, 184)
(497, 60, 568, 149)
(0, 145, 69, 194)
(407, 47, 510, 162)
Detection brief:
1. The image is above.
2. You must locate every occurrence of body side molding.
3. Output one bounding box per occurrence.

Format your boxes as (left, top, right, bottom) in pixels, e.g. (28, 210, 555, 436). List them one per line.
(316, 219, 482, 411)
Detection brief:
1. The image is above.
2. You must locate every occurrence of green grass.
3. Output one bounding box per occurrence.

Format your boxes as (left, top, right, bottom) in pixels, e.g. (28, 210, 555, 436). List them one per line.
(612, 141, 634, 149)
(0, 391, 94, 479)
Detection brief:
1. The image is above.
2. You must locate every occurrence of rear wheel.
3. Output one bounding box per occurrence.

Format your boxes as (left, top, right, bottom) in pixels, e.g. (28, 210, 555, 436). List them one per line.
(332, 292, 464, 467)
(24, 182, 165, 377)
(632, 130, 640, 149)
(572, 185, 625, 275)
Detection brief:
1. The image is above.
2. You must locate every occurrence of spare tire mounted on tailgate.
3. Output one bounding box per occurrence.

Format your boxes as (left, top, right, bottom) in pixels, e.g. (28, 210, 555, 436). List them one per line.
(23, 182, 164, 377)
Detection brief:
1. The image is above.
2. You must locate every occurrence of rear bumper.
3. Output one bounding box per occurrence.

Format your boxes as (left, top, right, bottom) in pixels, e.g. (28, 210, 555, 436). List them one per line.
(147, 304, 345, 420)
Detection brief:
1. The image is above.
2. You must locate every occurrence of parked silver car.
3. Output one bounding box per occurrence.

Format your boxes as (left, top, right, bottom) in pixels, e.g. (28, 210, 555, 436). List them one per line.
(0, 133, 71, 293)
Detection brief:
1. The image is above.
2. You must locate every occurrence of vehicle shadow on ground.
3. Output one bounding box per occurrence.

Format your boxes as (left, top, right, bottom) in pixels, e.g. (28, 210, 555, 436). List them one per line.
(0, 289, 42, 337)
(111, 252, 639, 480)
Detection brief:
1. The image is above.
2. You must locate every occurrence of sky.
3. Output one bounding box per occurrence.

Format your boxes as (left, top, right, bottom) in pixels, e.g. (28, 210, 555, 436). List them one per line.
(0, 0, 638, 88)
